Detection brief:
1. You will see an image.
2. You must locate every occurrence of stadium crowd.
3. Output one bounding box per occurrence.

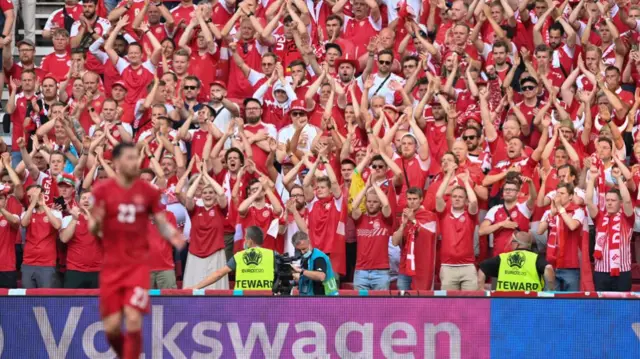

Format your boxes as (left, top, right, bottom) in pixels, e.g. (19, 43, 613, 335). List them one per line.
(0, 0, 639, 292)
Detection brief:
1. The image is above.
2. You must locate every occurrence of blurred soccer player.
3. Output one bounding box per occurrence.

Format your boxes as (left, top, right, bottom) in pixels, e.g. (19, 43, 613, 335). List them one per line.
(90, 143, 185, 359)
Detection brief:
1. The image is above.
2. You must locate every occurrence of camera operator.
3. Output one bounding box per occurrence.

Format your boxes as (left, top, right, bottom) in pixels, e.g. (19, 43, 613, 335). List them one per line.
(188, 226, 276, 291)
(291, 232, 338, 296)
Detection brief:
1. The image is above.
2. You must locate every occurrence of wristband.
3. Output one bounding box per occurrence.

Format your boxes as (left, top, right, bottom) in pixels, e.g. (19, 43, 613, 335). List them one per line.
(300, 269, 305, 276)
(0, 34, 6, 39)
(125, 5, 131, 10)
(144, 29, 150, 35)
(248, 11, 254, 17)
(206, 19, 212, 24)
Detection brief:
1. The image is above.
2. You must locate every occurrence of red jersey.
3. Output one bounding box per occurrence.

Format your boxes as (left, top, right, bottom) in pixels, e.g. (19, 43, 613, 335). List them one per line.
(438, 204, 477, 265)
(484, 202, 532, 256)
(243, 122, 277, 175)
(343, 15, 382, 58)
(487, 156, 538, 197)
(115, 58, 156, 106)
(169, 3, 196, 46)
(115, 0, 147, 36)
(593, 211, 634, 273)
(227, 39, 268, 99)
(189, 50, 219, 102)
(4, 63, 45, 89)
(22, 210, 63, 267)
(40, 52, 72, 83)
(394, 154, 430, 209)
(0, 203, 20, 271)
(148, 210, 176, 272)
(44, 5, 83, 32)
(354, 211, 393, 270)
(62, 213, 103, 272)
(543, 207, 586, 269)
(188, 202, 227, 257)
(91, 178, 162, 267)
(9, 92, 37, 151)
(238, 204, 280, 251)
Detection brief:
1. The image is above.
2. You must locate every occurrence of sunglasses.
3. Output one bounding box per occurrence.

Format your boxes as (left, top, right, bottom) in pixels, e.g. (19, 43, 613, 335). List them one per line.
(183, 86, 197, 90)
(371, 165, 385, 169)
(378, 60, 392, 65)
(291, 111, 306, 117)
(521, 85, 536, 91)
(462, 135, 477, 141)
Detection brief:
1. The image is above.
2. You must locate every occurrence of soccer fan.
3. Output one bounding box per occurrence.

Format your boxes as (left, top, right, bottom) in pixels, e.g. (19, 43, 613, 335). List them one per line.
(435, 166, 479, 291)
(90, 143, 185, 359)
(586, 165, 634, 291)
(350, 177, 393, 290)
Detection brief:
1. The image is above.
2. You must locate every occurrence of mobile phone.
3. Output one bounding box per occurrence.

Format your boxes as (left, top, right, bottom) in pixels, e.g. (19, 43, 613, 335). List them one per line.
(54, 196, 67, 212)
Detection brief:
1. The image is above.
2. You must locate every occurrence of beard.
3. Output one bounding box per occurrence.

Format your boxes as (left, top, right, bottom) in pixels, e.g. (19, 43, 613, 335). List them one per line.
(246, 116, 260, 125)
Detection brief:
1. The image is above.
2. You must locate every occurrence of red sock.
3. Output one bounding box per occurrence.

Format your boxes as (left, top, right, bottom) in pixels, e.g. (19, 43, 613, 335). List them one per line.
(124, 330, 142, 359)
(106, 332, 124, 357)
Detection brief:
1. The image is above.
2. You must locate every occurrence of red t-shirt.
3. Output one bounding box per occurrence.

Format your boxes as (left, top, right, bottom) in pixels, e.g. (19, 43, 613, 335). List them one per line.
(238, 204, 280, 251)
(63, 213, 103, 272)
(91, 178, 162, 268)
(438, 204, 477, 265)
(484, 202, 532, 256)
(0, 201, 20, 271)
(22, 210, 63, 267)
(40, 52, 71, 83)
(148, 210, 177, 271)
(354, 211, 393, 270)
(188, 202, 227, 257)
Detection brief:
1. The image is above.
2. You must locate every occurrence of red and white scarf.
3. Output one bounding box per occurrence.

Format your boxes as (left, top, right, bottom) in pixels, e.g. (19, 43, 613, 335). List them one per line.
(591, 154, 607, 212)
(594, 211, 622, 276)
(405, 221, 419, 276)
(547, 202, 581, 267)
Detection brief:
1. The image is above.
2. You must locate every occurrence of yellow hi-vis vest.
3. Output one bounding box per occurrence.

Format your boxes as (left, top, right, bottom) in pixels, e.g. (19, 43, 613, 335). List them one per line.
(497, 250, 544, 292)
(233, 247, 275, 291)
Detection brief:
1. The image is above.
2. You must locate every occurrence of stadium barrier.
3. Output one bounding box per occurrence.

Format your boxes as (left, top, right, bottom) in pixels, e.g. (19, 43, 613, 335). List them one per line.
(1, 290, 639, 358)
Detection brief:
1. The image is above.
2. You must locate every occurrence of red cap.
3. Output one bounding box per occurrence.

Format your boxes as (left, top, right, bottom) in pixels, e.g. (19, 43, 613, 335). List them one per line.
(288, 99, 308, 114)
(211, 80, 227, 90)
(112, 81, 127, 91)
(461, 112, 481, 124)
(43, 73, 58, 83)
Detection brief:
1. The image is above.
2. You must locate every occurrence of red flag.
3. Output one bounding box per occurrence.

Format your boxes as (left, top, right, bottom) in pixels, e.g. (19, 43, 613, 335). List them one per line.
(409, 208, 438, 290)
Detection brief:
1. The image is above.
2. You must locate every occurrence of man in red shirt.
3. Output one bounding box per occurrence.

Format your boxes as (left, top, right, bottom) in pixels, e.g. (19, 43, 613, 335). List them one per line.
(351, 178, 393, 290)
(237, 177, 283, 252)
(480, 176, 535, 257)
(0, 184, 20, 288)
(392, 187, 438, 290)
(435, 167, 479, 290)
(90, 143, 184, 359)
(20, 185, 63, 288)
(334, 0, 382, 57)
(59, 190, 102, 288)
(148, 207, 178, 289)
(3, 39, 43, 89)
(40, 28, 72, 82)
(105, 16, 162, 106)
(6, 70, 38, 166)
(537, 183, 586, 292)
(586, 166, 634, 292)
(303, 154, 347, 278)
(181, 167, 229, 289)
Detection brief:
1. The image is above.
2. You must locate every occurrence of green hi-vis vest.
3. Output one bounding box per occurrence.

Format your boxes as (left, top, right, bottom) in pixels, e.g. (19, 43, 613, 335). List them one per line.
(497, 250, 544, 292)
(234, 247, 275, 291)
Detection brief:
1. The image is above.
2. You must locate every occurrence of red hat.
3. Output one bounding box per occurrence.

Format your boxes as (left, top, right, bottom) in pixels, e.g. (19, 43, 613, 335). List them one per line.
(288, 99, 308, 114)
(335, 53, 359, 72)
(112, 81, 127, 91)
(56, 173, 77, 187)
(211, 80, 227, 90)
(43, 73, 58, 83)
(341, 157, 356, 166)
(461, 112, 481, 124)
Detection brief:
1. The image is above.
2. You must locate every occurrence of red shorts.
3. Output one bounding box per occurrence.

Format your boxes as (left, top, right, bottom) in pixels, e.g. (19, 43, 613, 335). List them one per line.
(99, 264, 151, 318)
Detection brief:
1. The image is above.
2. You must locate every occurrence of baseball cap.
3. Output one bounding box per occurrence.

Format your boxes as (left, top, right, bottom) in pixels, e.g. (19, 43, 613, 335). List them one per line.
(43, 73, 58, 83)
(57, 173, 77, 187)
(288, 99, 308, 114)
(112, 80, 128, 91)
(16, 39, 35, 49)
(210, 80, 226, 90)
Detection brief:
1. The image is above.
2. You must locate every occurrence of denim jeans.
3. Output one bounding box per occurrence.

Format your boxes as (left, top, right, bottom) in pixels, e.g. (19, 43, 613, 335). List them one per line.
(555, 269, 580, 291)
(396, 274, 413, 290)
(353, 269, 390, 290)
